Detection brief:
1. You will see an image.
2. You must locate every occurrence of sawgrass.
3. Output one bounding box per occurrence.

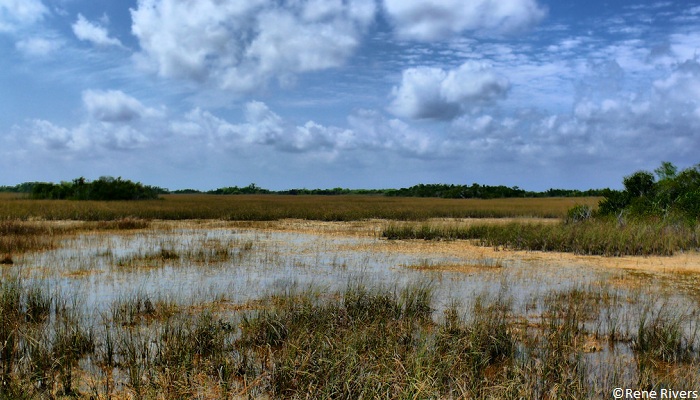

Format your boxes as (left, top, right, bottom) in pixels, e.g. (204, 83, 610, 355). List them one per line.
(0, 193, 597, 221)
(383, 219, 700, 256)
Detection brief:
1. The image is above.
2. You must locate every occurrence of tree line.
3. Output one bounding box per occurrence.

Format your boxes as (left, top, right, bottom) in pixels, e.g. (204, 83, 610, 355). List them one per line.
(3, 163, 697, 206)
(0, 179, 614, 200)
(383, 183, 606, 199)
(9, 177, 167, 201)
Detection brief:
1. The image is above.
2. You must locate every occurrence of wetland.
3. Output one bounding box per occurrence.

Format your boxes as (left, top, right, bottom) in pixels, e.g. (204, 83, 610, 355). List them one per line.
(2, 215, 700, 398)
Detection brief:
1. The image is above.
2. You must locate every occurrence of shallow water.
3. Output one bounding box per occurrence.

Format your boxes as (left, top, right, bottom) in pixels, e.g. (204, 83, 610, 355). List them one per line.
(4, 222, 699, 395)
(7, 224, 648, 316)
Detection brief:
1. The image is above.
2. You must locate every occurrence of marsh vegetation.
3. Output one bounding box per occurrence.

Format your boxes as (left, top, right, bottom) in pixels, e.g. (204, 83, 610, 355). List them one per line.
(0, 216, 697, 398)
(382, 163, 700, 256)
(1, 268, 698, 399)
(0, 192, 594, 221)
(1, 165, 699, 398)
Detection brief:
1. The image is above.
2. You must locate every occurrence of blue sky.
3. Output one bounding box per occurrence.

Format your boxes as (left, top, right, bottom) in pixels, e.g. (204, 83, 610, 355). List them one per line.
(2, 0, 700, 191)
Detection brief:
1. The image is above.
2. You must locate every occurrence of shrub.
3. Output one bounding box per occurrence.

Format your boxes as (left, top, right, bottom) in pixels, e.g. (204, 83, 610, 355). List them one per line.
(599, 162, 700, 222)
(30, 177, 162, 201)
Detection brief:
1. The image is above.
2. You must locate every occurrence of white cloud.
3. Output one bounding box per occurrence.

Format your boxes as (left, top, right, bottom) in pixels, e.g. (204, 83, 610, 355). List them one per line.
(239, 101, 286, 145)
(382, 0, 547, 41)
(388, 62, 510, 120)
(72, 14, 123, 47)
(21, 91, 162, 154)
(345, 109, 442, 157)
(651, 60, 700, 122)
(173, 101, 357, 154)
(25, 119, 151, 152)
(26, 119, 75, 150)
(165, 101, 443, 158)
(130, 0, 376, 92)
(0, 0, 47, 32)
(445, 59, 700, 168)
(98, 124, 150, 150)
(82, 89, 162, 122)
(15, 35, 61, 56)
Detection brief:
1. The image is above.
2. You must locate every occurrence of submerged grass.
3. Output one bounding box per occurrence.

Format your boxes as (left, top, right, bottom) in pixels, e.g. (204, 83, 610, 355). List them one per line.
(0, 218, 150, 263)
(383, 219, 700, 256)
(112, 238, 255, 269)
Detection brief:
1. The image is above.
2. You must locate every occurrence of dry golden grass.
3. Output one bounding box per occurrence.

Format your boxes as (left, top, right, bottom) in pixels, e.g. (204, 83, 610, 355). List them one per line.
(0, 193, 599, 221)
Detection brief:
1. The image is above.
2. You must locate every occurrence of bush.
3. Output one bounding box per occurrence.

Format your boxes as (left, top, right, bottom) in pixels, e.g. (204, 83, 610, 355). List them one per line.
(598, 162, 700, 222)
(30, 177, 162, 201)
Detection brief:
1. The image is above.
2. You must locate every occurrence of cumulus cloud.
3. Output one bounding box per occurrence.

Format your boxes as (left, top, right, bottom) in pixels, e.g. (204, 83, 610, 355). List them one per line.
(0, 0, 48, 32)
(445, 58, 700, 169)
(26, 119, 77, 150)
(162, 100, 443, 158)
(21, 91, 161, 154)
(25, 119, 151, 152)
(347, 109, 440, 157)
(72, 14, 123, 47)
(82, 89, 162, 122)
(388, 62, 510, 120)
(382, 0, 547, 41)
(130, 0, 376, 92)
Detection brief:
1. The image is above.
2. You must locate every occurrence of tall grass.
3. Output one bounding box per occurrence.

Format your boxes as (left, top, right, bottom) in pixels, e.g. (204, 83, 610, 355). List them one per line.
(0, 220, 57, 260)
(633, 303, 697, 363)
(0, 276, 96, 398)
(1, 276, 699, 398)
(383, 219, 700, 256)
(0, 193, 597, 221)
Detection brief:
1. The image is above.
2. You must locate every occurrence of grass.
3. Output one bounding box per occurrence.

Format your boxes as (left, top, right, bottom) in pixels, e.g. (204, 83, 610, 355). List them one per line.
(0, 193, 597, 221)
(1, 274, 699, 398)
(1, 194, 699, 397)
(0, 218, 151, 262)
(0, 220, 58, 260)
(401, 258, 504, 271)
(383, 219, 700, 256)
(111, 291, 179, 327)
(633, 303, 697, 364)
(238, 282, 518, 398)
(111, 237, 255, 269)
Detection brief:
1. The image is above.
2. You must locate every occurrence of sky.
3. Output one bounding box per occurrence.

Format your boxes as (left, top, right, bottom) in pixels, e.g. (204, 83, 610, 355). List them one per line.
(2, 0, 700, 191)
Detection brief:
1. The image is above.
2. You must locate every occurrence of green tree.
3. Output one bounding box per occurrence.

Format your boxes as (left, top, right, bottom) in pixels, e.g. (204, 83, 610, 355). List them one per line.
(623, 171, 655, 198)
(654, 161, 678, 181)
